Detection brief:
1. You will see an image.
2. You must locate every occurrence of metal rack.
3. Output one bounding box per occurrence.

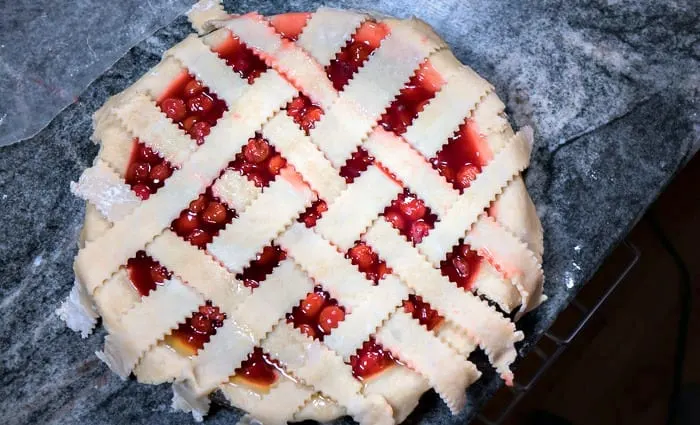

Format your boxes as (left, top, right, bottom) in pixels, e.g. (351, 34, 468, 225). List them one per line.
(475, 240, 641, 425)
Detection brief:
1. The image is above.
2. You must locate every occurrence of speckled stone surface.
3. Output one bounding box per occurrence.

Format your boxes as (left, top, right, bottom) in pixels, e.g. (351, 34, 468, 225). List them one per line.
(0, 1, 698, 424)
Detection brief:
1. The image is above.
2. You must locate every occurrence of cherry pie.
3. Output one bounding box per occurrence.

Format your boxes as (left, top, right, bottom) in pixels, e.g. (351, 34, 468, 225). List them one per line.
(59, 1, 545, 424)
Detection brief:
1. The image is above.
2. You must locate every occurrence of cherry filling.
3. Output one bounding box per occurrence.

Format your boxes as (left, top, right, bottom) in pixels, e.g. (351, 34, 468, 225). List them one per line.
(166, 302, 227, 356)
(126, 251, 172, 296)
(269, 13, 312, 41)
(214, 35, 269, 83)
(232, 347, 284, 388)
(440, 243, 482, 291)
(227, 135, 286, 187)
(125, 141, 175, 200)
(157, 74, 228, 145)
(383, 189, 437, 244)
(287, 286, 346, 340)
(340, 148, 374, 183)
(347, 242, 391, 284)
(298, 200, 328, 228)
(171, 190, 236, 248)
(237, 245, 287, 289)
(286, 95, 323, 133)
(379, 67, 439, 135)
(350, 338, 398, 381)
(326, 21, 390, 91)
(431, 121, 490, 191)
(403, 295, 443, 330)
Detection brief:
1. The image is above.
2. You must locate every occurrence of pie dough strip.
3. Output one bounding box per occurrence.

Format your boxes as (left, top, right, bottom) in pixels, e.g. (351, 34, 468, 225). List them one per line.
(470, 261, 522, 313)
(224, 13, 337, 109)
(222, 379, 315, 425)
(208, 168, 315, 274)
(192, 260, 314, 391)
(75, 70, 297, 295)
(262, 112, 346, 201)
(375, 311, 481, 414)
(363, 128, 458, 216)
(278, 222, 409, 359)
(70, 159, 141, 222)
(471, 92, 513, 153)
(187, 0, 228, 34)
(261, 323, 394, 425)
(466, 215, 545, 316)
(364, 219, 522, 380)
(93, 269, 140, 331)
(418, 128, 534, 267)
(310, 19, 446, 168)
(166, 34, 249, 107)
(403, 59, 492, 159)
(146, 230, 251, 314)
(211, 170, 262, 213)
(315, 165, 403, 251)
(296, 7, 368, 66)
(112, 93, 195, 167)
(97, 278, 204, 378)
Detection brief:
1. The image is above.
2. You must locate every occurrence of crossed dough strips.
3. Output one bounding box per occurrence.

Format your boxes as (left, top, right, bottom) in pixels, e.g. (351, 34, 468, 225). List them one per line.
(59, 2, 545, 424)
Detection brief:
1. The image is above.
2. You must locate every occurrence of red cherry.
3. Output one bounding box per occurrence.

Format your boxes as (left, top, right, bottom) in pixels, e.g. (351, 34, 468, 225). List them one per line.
(327, 60, 354, 90)
(191, 313, 213, 334)
(210, 310, 226, 324)
(184, 79, 205, 97)
(175, 211, 200, 235)
(244, 138, 271, 164)
(375, 262, 390, 281)
(348, 243, 375, 270)
(182, 115, 200, 132)
(300, 106, 323, 131)
(139, 145, 161, 164)
(132, 184, 151, 200)
(202, 201, 227, 225)
(399, 196, 426, 221)
(190, 121, 211, 145)
(187, 94, 214, 114)
(232, 55, 252, 75)
(403, 299, 416, 314)
(247, 68, 263, 84)
(256, 246, 278, 266)
(161, 98, 187, 122)
(267, 155, 286, 175)
(127, 162, 150, 183)
(456, 164, 480, 189)
(149, 163, 172, 183)
(149, 264, 169, 283)
(347, 42, 372, 65)
(409, 220, 431, 244)
(199, 304, 216, 317)
(319, 306, 345, 334)
(287, 97, 306, 118)
(243, 278, 259, 289)
(452, 255, 470, 278)
(188, 194, 208, 213)
(459, 245, 474, 258)
(297, 324, 317, 339)
(247, 172, 267, 187)
(384, 210, 406, 230)
(187, 229, 212, 247)
(300, 292, 325, 318)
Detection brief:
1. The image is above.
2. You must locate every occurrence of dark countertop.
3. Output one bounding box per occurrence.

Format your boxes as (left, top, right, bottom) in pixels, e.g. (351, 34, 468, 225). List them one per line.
(0, 1, 698, 424)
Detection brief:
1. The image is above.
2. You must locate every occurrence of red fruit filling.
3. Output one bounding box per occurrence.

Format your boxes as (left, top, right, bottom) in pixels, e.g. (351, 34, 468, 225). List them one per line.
(227, 135, 286, 187)
(431, 120, 491, 191)
(298, 200, 328, 228)
(383, 189, 437, 244)
(286, 95, 324, 133)
(171, 190, 236, 248)
(126, 251, 171, 296)
(237, 245, 287, 289)
(378, 64, 440, 135)
(326, 21, 390, 91)
(214, 35, 269, 83)
(166, 301, 227, 356)
(157, 74, 228, 145)
(440, 243, 482, 291)
(269, 12, 312, 41)
(403, 295, 443, 331)
(350, 338, 398, 381)
(287, 286, 346, 340)
(347, 242, 391, 284)
(339, 148, 374, 183)
(125, 141, 175, 200)
(232, 347, 285, 389)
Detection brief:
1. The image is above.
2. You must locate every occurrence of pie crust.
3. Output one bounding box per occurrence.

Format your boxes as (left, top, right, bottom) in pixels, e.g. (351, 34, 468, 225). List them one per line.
(58, 2, 545, 424)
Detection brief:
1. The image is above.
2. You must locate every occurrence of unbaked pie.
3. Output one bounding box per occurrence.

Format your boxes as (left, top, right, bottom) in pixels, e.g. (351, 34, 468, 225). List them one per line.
(58, 1, 545, 424)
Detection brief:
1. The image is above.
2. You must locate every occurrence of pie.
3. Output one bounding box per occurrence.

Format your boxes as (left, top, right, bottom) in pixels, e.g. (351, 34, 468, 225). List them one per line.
(58, 1, 545, 424)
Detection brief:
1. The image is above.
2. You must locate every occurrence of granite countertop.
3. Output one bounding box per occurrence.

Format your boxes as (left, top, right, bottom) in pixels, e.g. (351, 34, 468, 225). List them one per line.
(0, 1, 698, 424)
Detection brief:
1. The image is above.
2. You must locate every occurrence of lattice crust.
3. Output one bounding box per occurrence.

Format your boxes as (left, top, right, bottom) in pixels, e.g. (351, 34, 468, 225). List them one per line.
(63, 3, 545, 425)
